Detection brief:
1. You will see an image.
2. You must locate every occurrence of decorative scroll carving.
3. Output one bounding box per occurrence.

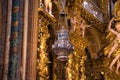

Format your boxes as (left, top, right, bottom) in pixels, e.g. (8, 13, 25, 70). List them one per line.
(37, 0, 109, 80)
(37, 8, 56, 79)
(75, 0, 104, 32)
(37, 17, 50, 80)
(66, 31, 90, 80)
(66, 54, 75, 80)
(65, 4, 90, 79)
(66, 12, 90, 79)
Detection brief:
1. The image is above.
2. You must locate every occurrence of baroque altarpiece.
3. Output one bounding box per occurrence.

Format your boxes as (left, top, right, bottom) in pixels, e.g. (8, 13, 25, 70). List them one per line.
(0, 0, 120, 80)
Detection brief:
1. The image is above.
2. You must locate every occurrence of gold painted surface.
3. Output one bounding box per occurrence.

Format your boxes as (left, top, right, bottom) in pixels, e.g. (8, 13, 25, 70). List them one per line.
(37, 20, 50, 80)
(102, 31, 120, 80)
(37, 8, 56, 79)
(36, 0, 120, 80)
(66, 31, 90, 80)
(74, 0, 104, 32)
(101, 0, 109, 22)
(66, 10, 90, 79)
(66, 54, 75, 80)
(113, 0, 120, 21)
(65, 1, 91, 79)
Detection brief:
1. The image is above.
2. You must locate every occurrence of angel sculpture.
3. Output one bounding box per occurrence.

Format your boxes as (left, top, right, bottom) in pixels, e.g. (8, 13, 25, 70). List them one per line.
(70, 16, 78, 32)
(80, 20, 91, 38)
(104, 17, 120, 74)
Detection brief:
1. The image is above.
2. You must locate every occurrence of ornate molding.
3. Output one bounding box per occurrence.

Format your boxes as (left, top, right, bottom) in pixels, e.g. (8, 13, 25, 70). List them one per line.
(37, 8, 56, 80)
(66, 30, 90, 80)
(37, 23, 50, 79)
(38, 9, 56, 25)
(75, 0, 104, 32)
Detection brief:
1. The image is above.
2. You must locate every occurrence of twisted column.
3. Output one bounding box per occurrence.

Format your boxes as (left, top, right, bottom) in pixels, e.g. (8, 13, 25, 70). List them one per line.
(37, 18, 50, 80)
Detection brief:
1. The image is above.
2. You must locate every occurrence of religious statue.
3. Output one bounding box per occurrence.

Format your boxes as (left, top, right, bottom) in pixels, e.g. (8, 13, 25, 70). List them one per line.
(104, 17, 120, 74)
(44, 0, 53, 16)
(80, 20, 91, 38)
(113, 0, 120, 21)
(105, 18, 118, 58)
(70, 16, 90, 38)
(70, 16, 78, 32)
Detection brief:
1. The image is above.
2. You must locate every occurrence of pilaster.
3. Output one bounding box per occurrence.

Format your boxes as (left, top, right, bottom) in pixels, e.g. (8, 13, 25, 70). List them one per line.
(37, 6, 56, 80)
(25, 0, 38, 80)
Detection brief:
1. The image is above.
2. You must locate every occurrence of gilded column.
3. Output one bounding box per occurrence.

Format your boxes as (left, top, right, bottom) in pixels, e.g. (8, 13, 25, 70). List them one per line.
(37, 17, 50, 80)
(37, 3, 56, 78)
(67, 32, 89, 80)
(25, 0, 38, 80)
(66, 54, 75, 80)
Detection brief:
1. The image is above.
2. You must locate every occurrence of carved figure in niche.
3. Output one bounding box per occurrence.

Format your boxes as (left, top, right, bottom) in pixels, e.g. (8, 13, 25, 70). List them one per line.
(113, 0, 120, 21)
(80, 20, 89, 38)
(70, 16, 77, 32)
(70, 16, 90, 38)
(44, 0, 53, 16)
(80, 20, 91, 38)
(70, 11, 81, 33)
